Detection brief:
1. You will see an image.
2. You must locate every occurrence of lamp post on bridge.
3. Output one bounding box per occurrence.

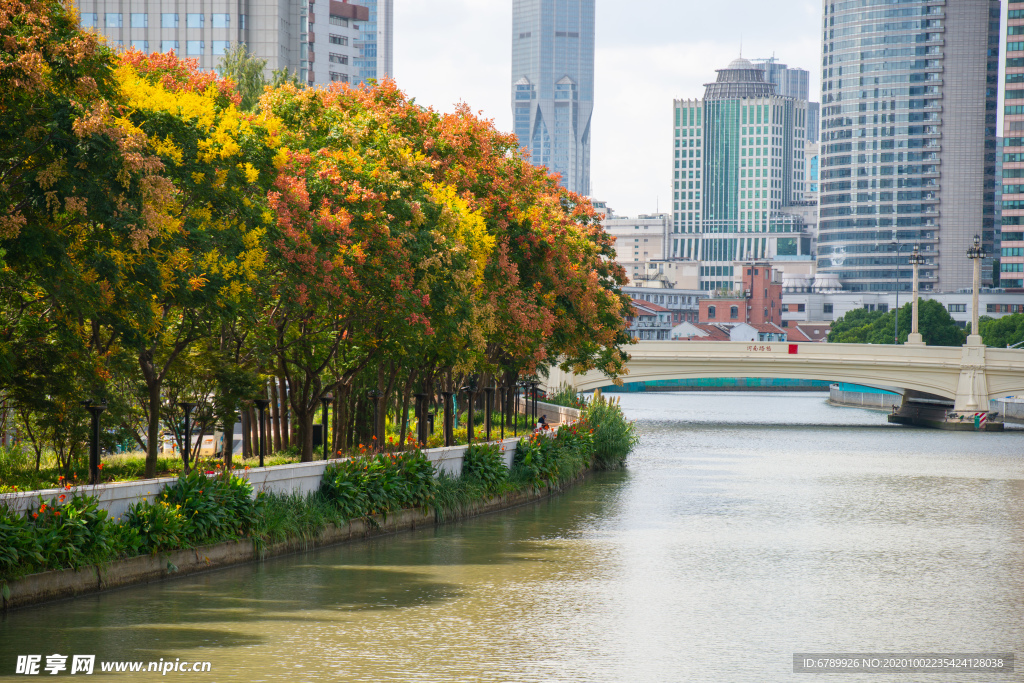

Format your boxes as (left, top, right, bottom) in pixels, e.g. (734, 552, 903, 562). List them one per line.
(891, 237, 907, 345)
(967, 234, 986, 346)
(906, 245, 925, 347)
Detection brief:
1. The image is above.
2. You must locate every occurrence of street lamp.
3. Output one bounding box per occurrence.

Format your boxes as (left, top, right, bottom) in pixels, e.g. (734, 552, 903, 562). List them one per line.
(414, 392, 430, 446)
(484, 385, 495, 441)
(906, 246, 925, 346)
(178, 402, 196, 470)
(967, 234, 986, 346)
(320, 392, 333, 461)
(529, 379, 540, 426)
(891, 237, 907, 344)
(462, 377, 478, 447)
(253, 398, 270, 467)
(498, 385, 506, 441)
(84, 400, 107, 485)
(440, 390, 454, 447)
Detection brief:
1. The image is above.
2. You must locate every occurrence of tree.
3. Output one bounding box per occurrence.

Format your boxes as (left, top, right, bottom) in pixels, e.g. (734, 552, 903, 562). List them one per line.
(217, 44, 267, 112)
(980, 313, 1024, 348)
(827, 300, 965, 347)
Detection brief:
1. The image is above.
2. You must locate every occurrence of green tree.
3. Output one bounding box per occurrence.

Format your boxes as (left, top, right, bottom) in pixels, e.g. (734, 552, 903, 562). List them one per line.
(828, 300, 965, 347)
(980, 313, 1024, 348)
(826, 308, 885, 343)
(216, 44, 267, 112)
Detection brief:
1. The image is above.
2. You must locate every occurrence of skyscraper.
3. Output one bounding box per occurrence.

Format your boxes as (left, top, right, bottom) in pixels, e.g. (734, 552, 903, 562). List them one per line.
(752, 58, 820, 143)
(672, 58, 810, 291)
(511, 0, 595, 196)
(1002, 1, 1024, 291)
(817, 0, 1000, 293)
(348, 0, 394, 85)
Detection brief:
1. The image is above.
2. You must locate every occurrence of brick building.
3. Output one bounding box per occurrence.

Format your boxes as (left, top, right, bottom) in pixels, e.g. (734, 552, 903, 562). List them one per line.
(698, 262, 782, 325)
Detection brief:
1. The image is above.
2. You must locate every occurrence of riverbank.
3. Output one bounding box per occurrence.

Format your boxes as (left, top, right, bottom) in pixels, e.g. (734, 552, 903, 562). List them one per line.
(828, 383, 900, 411)
(1, 471, 590, 612)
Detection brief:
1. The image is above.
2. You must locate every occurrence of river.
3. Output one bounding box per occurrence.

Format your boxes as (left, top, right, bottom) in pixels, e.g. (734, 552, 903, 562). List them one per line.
(2, 392, 1023, 682)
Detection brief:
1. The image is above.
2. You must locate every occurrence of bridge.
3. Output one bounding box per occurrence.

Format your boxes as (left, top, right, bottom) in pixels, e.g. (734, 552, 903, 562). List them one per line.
(546, 341, 1024, 430)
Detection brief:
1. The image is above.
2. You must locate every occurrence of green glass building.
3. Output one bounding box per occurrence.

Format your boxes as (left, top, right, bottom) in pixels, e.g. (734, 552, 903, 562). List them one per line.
(672, 58, 810, 291)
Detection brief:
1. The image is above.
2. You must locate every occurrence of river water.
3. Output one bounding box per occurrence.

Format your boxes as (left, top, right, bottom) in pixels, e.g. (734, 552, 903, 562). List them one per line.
(2, 392, 1023, 682)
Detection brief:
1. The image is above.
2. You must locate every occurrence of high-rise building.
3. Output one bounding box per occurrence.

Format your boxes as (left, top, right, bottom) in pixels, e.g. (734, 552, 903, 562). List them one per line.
(817, 0, 1000, 294)
(74, 0, 371, 88)
(348, 0, 393, 85)
(511, 0, 595, 196)
(1002, 2, 1024, 291)
(752, 58, 820, 143)
(672, 58, 810, 291)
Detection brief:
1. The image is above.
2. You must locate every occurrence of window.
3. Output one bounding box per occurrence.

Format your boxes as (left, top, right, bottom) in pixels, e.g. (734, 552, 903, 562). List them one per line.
(161, 13, 178, 28)
(329, 15, 348, 26)
(708, 306, 716, 319)
(131, 40, 149, 51)
(160, 40, 179, 53)
(212, 13, 230, 28)
(730, 306, 739, 319)
(823, 304, 833, 314)
(330, 72, 349, 82)
(81, 12, 98, 27)
(212, 41, 230, 55)
(105, 12, 122, 27)
(329, 35, 348, 46)
(947, 303, 967, 313)
(131, 13, 148, 27)
(329, 53, 348, 65)
(187, 13, 203, 28)
(187, 40, 204, 55)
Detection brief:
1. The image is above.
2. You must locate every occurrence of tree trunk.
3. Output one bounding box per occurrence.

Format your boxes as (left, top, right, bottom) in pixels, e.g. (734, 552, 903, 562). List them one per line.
(241, 410, 250, 459)
(398, 370, 416, 450)
(222, 412, 234, 469)
(278, 376, 290, 449)
(145, 381, 161, 478)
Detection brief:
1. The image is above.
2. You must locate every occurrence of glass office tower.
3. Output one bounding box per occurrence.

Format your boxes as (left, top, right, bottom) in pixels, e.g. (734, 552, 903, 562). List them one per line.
(511, 0, 595, 196)
(1003, 1, 1024, 291)
(673, 58, 809, 291)
(349, 0, 393, 85)
(817, 0, 1000, 293)
(752, 58, 820, 143)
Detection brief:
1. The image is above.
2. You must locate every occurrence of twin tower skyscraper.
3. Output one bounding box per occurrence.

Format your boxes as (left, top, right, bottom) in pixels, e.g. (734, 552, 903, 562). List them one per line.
(511, 0, 595, 197)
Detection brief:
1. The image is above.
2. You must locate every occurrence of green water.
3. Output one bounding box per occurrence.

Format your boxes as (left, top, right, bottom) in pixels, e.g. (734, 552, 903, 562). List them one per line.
(2, 392, 1023, 682)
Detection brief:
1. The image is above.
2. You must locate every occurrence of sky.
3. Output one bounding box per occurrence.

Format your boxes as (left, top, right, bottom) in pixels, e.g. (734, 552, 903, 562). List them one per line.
(394, 0, 822, 217)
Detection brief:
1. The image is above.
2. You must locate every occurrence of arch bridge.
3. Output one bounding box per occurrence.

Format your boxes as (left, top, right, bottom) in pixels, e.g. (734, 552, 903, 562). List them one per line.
(546, 341, 1024, 430)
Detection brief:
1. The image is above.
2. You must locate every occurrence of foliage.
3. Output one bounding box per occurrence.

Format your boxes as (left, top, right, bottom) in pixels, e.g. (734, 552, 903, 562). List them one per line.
(980, 313, 1024, 348)
(461, 443, 507, 493)
(544, 384, 588, 410)
(827, 300, 965, 347)
(582, 393, 637, 470)
(320, 450, 436, 520)
(156, 470, 260, 544)
(216, 43, 268, 111)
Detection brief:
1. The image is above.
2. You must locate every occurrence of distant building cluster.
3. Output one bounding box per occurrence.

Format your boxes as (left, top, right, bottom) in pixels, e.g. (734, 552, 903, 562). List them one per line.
(74, 0, 392, 87)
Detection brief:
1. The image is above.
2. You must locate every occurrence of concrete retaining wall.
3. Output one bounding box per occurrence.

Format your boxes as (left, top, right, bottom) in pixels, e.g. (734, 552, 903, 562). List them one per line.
(829, 384, 900, 411)
(1, 472, 588, 612)
(990, 397, 1024, 423)
(531, 400, 582, 425)
(0, 438, 525, 518)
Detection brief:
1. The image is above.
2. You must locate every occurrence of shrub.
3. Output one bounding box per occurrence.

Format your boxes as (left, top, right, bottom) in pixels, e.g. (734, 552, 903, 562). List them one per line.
(513, 435, 559, 490)
(122, 500, 188, 554)
(544, 384, 588, 410)
(582, 393, 637, 470)
(462, 443, 508, 493)
(0, 505, 43, 583)
(320, 450, 437, 520)
(156, 471, 260, 545)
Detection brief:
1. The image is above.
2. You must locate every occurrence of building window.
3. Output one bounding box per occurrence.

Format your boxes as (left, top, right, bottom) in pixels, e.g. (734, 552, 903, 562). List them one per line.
(130, 13, 147, 27)
(212, 41, 230, 55)
(708, 306, 716, 319)
(131, 40, 149, 51)
(329, 53, 348, 65)
(329, 15, 349, 26)
(105, 12, 122, 27)
(730, 306, 739, 319)
(212, 13, 230, 28)
(948, 304, 967, 313)
(187, 40, 204, 55)
(329, 35, 348, 46)
(823, 304, 833, 314)
(161, 13, 178, 28)
(186, 13, 203, 28)
(81, 12, 98, 28)
(330, 72, 349, 82)
(160, 40, 179, 53)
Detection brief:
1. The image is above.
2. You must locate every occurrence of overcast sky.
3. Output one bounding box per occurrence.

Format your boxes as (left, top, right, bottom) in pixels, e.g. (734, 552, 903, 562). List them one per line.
(393, 0, 821, 217)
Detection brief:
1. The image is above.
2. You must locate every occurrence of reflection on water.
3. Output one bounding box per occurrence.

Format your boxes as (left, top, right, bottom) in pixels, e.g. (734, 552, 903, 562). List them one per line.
(2, 392, 1022, 682)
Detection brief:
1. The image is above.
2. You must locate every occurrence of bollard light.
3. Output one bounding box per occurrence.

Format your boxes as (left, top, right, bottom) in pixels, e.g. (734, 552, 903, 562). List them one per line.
(178, 402, 196, 470)
(320, 392, 333, 460)
(253, 398, 270, 467)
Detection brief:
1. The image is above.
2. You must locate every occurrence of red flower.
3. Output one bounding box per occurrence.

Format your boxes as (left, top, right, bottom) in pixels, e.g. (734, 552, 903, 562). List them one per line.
(32, 513, 38, 519)
(97, 463, 103, 470)
(58, 494, 66, 502)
